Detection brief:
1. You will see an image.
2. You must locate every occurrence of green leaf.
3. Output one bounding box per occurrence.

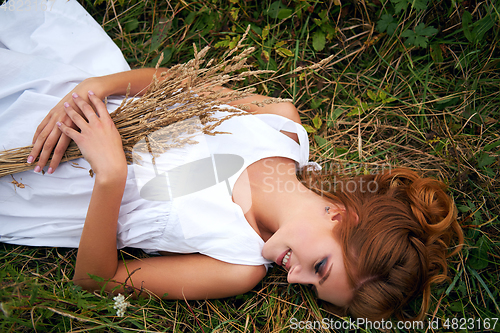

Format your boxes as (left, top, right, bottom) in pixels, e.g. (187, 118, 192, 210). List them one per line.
(313, 18, 323, 26)
(347, 98, 368, 116)
(229, 8, 239, 21)
(468, 235, 490, 270)
(367, 90, 378, 102)
(457, 204, 471, 213)
(262, 25, 270, 41)
(312, 113, 323, 129)
(303, 124, 316, 133)
(150, 21, 170, 52)
(321, 23, 337, 40)
(261, 49, 270, 62)
(276, 47, 293, 57)
(402, 24, 437, 48)
(347, 106, 363, 117)
(412, 0, 428, 11)
(310, 98, 322, 109)
(430, 43, 444, 63)
(448, 301, 464, 312)
(277, 8, 293, 20)
(413, 35, 430, 48)
(401, 29, 414, 38)
(473, 15, 495, 43)
(377, 14, 398, 35)
(214, 36, 231, 48)
(477, 152, 496, 168)
(150, 47, 174, 67)
(378, 90, 387, 100)
(314, 135, 328, 147)
(327, 108, 344, 127)
(275, 40, 286, 48)
(391, 0, 409, 13)
(125, 19, 139, 33)
(267, 1, 289, 19)
(414, 23, 438, 37)
(312, 30, 326, 51)
(462, 10, 474, 42)
(335, 147, 348, 156)
(185, 11, 197, 25)
(484, 139, 500, 152)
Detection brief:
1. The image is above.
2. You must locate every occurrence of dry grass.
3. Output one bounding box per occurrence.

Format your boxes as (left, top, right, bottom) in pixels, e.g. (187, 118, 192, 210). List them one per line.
(1, 0, 499, 331)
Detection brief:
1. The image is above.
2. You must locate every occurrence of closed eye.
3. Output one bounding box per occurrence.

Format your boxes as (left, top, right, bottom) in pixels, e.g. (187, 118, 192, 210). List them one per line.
(314, 258, 327, 275)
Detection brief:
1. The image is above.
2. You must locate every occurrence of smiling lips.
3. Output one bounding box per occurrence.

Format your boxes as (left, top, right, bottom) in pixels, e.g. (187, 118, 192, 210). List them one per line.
(278, 249, 292, 270)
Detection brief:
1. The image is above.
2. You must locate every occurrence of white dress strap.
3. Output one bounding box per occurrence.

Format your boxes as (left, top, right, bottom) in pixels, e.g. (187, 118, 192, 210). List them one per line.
(254, 114, 321, 171)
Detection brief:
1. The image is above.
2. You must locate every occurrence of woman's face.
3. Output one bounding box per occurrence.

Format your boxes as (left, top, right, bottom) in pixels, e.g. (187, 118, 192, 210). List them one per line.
(261, 202, 354, 307)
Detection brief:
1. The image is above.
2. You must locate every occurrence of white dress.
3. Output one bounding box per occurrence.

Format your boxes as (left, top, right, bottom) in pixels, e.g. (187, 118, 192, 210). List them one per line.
(0, 0, 316, 269)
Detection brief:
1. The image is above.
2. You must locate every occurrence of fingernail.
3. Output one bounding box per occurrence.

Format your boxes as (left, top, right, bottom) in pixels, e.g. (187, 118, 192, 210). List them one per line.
(72, 92, 78, 98)
(64, 102, 70, 108)
(88, 90, 94, 96)
(34, 166, 41, 173)
(27, 155, 34, 164)
(47, 167, 53, 174)
(56, 122, 62, 127)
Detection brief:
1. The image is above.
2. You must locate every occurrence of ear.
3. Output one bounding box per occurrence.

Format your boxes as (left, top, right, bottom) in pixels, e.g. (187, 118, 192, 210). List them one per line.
(337, 204, 359, 226)
(328, 203, 345, 223)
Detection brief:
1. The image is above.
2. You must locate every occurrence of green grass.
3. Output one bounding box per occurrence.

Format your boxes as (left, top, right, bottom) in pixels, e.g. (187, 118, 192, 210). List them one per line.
(1, 0, 500, 331)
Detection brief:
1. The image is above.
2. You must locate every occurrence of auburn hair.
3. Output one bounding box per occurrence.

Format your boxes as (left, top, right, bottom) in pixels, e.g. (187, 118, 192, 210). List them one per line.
(302, 167, 463, 320)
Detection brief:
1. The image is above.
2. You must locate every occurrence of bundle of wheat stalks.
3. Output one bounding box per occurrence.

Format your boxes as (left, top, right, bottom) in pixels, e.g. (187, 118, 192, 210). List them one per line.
(0, 31, 335, 179)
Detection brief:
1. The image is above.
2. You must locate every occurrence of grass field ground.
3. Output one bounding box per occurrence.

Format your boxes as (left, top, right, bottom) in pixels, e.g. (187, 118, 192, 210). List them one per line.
(1, 0, 499, 331)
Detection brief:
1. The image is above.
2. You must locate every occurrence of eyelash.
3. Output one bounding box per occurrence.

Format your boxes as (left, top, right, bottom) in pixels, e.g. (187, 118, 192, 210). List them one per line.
(314, 258, 327, 275)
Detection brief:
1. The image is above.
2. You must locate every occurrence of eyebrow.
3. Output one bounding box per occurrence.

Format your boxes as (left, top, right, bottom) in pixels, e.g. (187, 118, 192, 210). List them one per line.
(319, 263, 333, 285)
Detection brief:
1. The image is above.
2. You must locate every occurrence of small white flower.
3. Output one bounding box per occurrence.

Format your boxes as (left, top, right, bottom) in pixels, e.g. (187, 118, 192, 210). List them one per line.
(113, 293, 130, 317)
(0, 302, 9, 317)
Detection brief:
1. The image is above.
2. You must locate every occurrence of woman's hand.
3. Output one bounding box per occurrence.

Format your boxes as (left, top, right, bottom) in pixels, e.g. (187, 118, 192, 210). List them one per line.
(28, 78, 106, 174)
(57, 91, 127, 181)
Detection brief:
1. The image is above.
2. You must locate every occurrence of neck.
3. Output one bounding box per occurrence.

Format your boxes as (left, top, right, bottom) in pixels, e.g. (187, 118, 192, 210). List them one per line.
(248, 159, 329, 240)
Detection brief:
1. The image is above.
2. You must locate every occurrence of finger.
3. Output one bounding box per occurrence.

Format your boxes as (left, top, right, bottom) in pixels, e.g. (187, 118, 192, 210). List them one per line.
(88, 91, 111, 120)
(36, 120, 72, 174)
(32, 114, 51, 144)
(47, 134, 72, 174)
(28, 126, 50, 164)
(71, 93, 98, 123)
(56, 121, 80, 143)
(64, 101, 90, 130)
(35, 124, 61, 172)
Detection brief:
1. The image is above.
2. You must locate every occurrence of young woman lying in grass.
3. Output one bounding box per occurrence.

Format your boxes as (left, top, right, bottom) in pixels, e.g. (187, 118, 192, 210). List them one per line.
(0, 0, 462, 321)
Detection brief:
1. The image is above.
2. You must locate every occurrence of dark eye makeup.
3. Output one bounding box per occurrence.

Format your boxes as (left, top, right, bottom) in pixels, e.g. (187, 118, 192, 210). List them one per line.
(314, 258, 327, 275)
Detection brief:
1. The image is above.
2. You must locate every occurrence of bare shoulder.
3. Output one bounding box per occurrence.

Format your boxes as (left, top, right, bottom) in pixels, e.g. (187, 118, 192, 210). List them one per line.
(264, 101, 301, 124)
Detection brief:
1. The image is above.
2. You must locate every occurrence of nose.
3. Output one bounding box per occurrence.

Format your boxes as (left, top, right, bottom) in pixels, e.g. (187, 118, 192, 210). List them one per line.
(287, 265, 315, 285)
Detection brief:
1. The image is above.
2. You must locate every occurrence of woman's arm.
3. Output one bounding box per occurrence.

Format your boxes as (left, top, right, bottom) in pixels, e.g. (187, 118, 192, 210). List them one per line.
(57, 91, 127, 285)
(85, 254, 266, 300)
